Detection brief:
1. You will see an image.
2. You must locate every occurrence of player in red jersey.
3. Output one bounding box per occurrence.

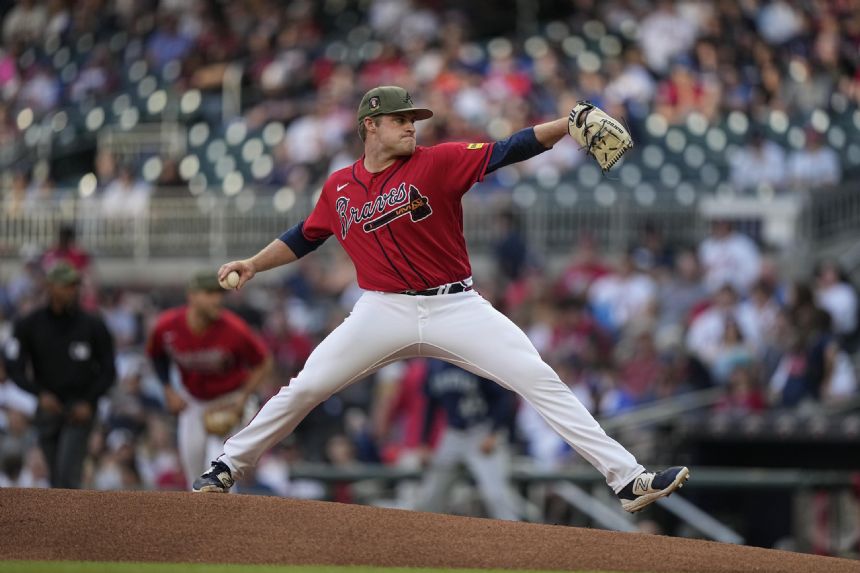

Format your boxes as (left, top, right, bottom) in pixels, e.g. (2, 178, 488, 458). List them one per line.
(193, 86, 689, 513)
(147, 271, 272, 487)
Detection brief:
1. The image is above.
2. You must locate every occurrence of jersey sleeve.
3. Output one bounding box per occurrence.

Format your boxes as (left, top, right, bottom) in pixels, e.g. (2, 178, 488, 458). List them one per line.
(427, 142, 494, 197)
(302, 185, 335, 242)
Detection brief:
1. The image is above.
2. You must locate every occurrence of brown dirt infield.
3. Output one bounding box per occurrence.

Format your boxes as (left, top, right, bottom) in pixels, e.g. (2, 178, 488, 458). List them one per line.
(0, 488, 858, 572)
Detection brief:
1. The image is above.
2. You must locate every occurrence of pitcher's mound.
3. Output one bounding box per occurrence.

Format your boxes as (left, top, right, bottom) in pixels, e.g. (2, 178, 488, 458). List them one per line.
(0, 489, 857, 572)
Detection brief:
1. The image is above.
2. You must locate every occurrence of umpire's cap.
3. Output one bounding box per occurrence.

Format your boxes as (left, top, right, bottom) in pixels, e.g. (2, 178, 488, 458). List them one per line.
(188, 270, 222, 292)
(46, 262, 81, 285)
(357, 86, 433, 124)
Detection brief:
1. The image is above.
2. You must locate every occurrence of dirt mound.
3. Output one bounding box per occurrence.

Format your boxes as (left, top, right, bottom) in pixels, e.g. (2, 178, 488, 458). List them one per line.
(0, 489, 857, 572)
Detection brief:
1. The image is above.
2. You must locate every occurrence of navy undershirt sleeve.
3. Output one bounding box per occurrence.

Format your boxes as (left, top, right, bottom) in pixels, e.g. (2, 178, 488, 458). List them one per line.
(279, 220, 326, 258)
(486, 127, 550, 174)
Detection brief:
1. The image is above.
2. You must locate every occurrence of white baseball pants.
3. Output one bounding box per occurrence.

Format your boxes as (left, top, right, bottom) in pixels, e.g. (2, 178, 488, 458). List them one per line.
(220, 290, 644, 492)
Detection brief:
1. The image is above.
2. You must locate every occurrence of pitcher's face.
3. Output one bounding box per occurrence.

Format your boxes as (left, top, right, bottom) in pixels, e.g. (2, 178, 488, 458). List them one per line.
(375, 113, 418, 156)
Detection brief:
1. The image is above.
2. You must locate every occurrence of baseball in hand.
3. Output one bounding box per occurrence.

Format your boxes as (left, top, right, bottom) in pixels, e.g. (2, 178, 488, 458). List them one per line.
(220, 270, 240, 290)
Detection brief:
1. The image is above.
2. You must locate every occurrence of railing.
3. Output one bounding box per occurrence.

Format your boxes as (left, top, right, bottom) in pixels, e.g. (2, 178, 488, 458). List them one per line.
(0, 190, 703, 261)
(3, 183, 859, 265)
(802, 184, 860, 245)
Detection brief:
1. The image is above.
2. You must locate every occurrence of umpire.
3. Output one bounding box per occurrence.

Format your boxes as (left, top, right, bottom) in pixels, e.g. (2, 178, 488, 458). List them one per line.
(4, 262, 116, 488)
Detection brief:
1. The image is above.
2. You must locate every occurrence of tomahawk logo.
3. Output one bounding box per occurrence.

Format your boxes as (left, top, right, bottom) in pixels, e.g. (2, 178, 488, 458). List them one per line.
(363, 185, 431, 232)
(335, 183, 432, 238)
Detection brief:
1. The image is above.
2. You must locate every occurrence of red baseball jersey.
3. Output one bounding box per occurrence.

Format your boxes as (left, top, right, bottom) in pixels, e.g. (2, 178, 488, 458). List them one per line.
(302, 142, 494, 292)
(146, 307, 269, 400)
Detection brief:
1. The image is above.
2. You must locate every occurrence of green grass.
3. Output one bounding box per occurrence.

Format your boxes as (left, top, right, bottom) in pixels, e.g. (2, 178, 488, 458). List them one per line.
(0, 562, 635, 573)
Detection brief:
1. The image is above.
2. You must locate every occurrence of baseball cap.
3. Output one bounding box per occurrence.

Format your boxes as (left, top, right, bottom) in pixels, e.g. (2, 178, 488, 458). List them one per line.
(357, 86, 433, 124)
(46, 262, 81, 285)
(188, 270, 223, 292)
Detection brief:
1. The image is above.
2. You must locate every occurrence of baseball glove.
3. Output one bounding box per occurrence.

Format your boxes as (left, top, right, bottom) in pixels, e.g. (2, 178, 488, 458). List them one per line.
(203, 404, 241, 436)
(568, 101, 633, 172)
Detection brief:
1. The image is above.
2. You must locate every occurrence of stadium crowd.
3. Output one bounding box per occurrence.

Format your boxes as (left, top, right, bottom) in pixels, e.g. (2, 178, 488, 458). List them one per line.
(0, 0, 856, 204)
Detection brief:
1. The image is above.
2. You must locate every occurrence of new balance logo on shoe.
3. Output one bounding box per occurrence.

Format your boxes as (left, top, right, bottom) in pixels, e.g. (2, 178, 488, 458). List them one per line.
(618, 466, 690, 513)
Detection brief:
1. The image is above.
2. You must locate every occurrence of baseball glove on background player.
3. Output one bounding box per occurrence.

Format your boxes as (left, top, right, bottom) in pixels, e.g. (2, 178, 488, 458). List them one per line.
(568, 101, 633, 172)
(203, 404, 241, 436)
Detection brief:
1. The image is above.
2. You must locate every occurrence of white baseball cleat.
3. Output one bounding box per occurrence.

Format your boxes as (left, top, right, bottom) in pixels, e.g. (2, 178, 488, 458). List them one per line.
(192, 460, 235, 493)
(617, 466, 690, 513)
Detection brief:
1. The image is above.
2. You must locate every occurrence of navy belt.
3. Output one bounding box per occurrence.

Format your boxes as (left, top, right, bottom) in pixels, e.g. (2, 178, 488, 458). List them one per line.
(401, 278, 473, 296)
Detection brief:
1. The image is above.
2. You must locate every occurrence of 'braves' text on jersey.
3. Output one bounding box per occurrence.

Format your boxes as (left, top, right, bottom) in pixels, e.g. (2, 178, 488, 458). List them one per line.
(303, 143, 493, 292)
(147, 307, 268, 400)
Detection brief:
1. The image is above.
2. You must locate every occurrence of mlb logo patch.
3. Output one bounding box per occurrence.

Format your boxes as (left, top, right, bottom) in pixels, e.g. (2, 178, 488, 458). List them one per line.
(466, 143, 485, 150)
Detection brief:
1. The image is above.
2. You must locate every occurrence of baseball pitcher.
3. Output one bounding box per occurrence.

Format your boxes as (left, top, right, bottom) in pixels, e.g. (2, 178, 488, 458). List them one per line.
(194, 86, 687, 513)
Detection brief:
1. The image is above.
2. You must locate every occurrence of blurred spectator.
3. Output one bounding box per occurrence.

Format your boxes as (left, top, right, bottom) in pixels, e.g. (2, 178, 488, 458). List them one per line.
(781, 55, 834, 113)
(588, 251, 657, 335)
(136, 416, 185, 490)
(637, 1, 700, 74)
(2, 170, 30, 218)
(2, 0, 47, 45)
(261, 309, 313, 382)
(686, 284, 760, 370)
(605, 47, 656, 118)
(155, 156, 183, 189)
(555, 235, 611, 298)
(549, 296, 612, 369)
(41, 224, 91, 274)
(655, 248, 708, 348)
(729, 130, 787, 194)
(324, 433, 361, 504)
(715, 365, 767, 415)
(739, 280, 782, 350)
(615, 331, 665, 403)
(92, 427, 141, 490)
(769, 330, 818, 408)
(654, 60, 719, 124)
(253, 438, 325, 499)
(631, 222, 675, 271)
(756, 0, 805, 45)
(146, 11, 193, 71)
(4, 262, 116, 488)
(786, 129, 841, 190)
(69, 45, 116, 104)
(820, 341, 858, 403)
(710, 317, 757, 385)
(698, 220, 761, 295)
(17, 64, 60, 116)
(493, 208, 529, 284)
(0, 445, 49, 488)
(813, 260, 858, 340)
(101, 165, 152, 219)
(5, 255, 44, 312)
